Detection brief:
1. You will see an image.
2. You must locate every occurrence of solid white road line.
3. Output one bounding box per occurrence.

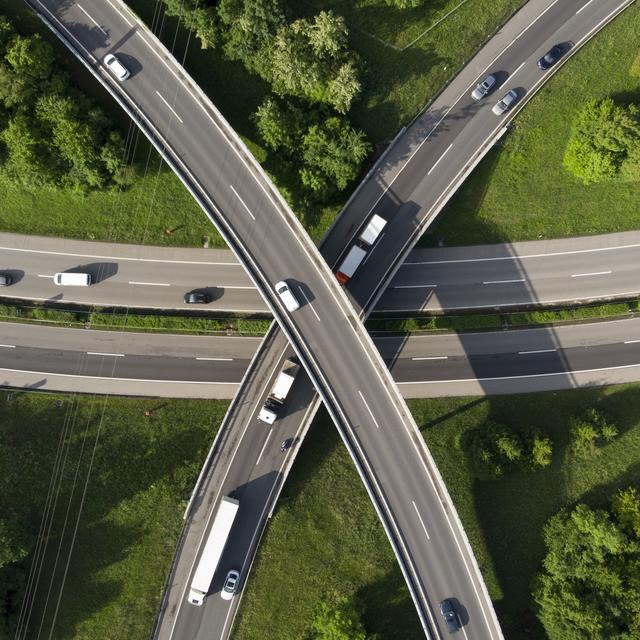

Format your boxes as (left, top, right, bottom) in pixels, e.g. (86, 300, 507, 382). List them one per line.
(518, 349, 557, 355)
(358, 390, 381, 429)
(229, 185, 256, 221)
(577, 0, 597, 14)
(0, 344, 16, 349)
(298, 287, 321, 322)
(393, 284, 438, 289)
(405, 242, 640, 266)
(128, 281, 171, 286)
(482, 278, 525, 285)
(624, 340, 640, 345)
(76, 4, 108, 35)
(86, 352, 125, 357)
(255, 428, 273, 467)
(412, 356, 448, 361)
(38, 274, 54, 278)
(571, 271, 612, 278)
(412, 501, 430, 540)
(507, 60, 526, 83)
(105, 0, 133, 26)
(155, 90, 184, 124)
(195, 357, 234, 361)
(427, 143, 453, 176)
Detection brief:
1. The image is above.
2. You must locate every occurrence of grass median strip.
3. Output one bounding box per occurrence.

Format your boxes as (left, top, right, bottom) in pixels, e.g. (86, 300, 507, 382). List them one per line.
(0, 303, 272, 336)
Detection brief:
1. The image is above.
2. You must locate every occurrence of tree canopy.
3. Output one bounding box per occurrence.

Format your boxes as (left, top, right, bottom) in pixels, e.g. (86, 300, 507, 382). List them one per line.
(563, 98, 640, 184)
(311, 598, 368, 640)
(534, 490, 640, 639)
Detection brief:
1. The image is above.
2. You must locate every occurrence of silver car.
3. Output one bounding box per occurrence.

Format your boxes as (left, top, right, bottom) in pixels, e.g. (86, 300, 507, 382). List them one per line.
(221, 569, 239, 600)
(471, 74, 496, 100)
(492, 89, 518, 115)
(104, 53, 130, 81)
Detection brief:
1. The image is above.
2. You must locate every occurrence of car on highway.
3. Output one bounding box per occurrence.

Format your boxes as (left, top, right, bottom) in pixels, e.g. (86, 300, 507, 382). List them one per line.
(439, 599, 461, 634)
(184, 291, 210, 304)
(471, 74, 496, 100)
(103, 53, 130, 81)
(275, 280, 300, 312)
(220, 569, 239, 600)
(280, 438, 293, 453)
(0, 274, 12, 286)
(492, 89, 518, 115)
(537, 44, 564, 70)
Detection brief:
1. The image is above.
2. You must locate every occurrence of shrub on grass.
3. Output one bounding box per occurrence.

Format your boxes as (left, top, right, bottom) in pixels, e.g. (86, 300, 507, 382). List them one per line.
(563, 98, 640, 185)
(311, 597, 368, 640)
(533, 492, 640, 639)
(384, 0, 425, 7)
(569, 408, 618, 457)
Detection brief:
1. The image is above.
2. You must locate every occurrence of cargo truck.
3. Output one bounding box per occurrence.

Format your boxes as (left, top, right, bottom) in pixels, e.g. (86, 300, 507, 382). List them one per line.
(188, 496, 239, 606)
(335, 214, 387, 284)
(258, 359, 300, 424)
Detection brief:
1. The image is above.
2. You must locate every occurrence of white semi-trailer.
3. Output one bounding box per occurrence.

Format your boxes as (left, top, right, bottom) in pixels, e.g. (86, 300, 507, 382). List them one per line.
(335, 214, 387, 284)
(188, 496, 240, 606)
(258, 359, 300, 424)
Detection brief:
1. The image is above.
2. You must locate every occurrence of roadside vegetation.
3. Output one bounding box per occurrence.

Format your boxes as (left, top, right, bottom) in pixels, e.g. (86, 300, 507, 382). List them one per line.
(233, 384, 640, 640)
(425, 6, 640, 246)
(0, 392, 227, 640)
(0, 302, 271, 335)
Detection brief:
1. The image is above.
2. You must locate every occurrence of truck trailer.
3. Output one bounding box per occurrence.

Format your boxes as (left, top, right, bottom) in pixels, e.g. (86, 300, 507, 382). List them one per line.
(335, 214, 387, 284)
(188, 496, 240, 606)
(258, 359, 300, 424)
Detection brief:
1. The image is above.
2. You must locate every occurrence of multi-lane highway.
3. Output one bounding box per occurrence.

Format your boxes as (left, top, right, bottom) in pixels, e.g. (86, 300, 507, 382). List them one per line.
(7, 318, 640, 398)
(5, 230, 640, 312)
(30, 0, 500, 637)
(22, 1, 636, 639)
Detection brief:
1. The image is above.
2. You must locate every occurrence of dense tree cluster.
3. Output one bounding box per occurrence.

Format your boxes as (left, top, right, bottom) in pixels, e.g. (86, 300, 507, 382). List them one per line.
(464, 420, 553, 479)
(534, 488, 640, 639)
(384, 0, 426, 8)
(254, 97, 370, 198)
(162, 0, 369, 199)
(0, 16, 126, 190)
(563, 98, 640, 184)
(569, 408, 618, 458)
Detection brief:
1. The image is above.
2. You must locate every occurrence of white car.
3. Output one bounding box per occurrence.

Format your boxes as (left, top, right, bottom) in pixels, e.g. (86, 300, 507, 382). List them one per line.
(492, 89, 518, 115)
(220, 570, 239, 600)
(104, 53, 130, 81)
(275, 280, 300, 312)
(471, 74, 496, 100)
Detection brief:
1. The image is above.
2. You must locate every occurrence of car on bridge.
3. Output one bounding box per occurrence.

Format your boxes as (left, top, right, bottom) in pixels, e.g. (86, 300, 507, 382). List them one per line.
(439, 599, 462, 634)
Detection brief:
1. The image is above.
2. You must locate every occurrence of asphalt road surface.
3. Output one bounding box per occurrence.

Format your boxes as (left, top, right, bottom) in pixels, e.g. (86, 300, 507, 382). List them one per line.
(6, 318, 640, 398)
(5, 230, 640, 313)
(24, 1, 635, 639)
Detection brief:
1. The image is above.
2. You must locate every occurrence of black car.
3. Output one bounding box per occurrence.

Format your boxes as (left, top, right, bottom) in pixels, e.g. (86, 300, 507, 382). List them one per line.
(537, 45, 563, 70)
(184, 291, 209, 304)
(439, 599, 461, 634)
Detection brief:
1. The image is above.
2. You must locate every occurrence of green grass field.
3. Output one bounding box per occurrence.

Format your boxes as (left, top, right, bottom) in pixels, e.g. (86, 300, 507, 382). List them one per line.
(0, 392, 227, 640)
(232, 384, 640, 640)
(423, 4, 640, 247)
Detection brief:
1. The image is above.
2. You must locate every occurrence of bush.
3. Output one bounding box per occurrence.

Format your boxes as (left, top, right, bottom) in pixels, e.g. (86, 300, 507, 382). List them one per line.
(569, 408, 618, 457)
(563, 98, 640, 184)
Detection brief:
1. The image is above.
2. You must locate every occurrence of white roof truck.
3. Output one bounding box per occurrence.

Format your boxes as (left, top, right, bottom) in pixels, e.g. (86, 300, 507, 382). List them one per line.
(188, 496, 239, 606)
(335, 214, 387, 284)
(258, 359, 300, 424)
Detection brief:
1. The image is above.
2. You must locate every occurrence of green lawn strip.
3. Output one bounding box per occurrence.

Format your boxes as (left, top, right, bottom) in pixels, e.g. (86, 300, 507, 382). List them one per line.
(232, 409, 423, 640)
(0, 303, 271, 335)
(367, 299, 640, 334)
(0, 392, 228, 640)
(411, 384, 640, 638)
(422, 6, 640, 247)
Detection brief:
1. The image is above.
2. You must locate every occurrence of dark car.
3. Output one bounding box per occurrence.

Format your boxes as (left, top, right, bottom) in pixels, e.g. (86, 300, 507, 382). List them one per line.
(184, 291, 209, 304)
(280, 438, 293, 453)
(439, 599, 461, 634)
(537, 45, 564, 70)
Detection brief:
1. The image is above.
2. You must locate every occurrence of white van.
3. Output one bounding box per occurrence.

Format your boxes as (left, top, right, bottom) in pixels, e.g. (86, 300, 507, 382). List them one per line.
(274, 280, 300, 312)
(53, 272, 92, 287)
